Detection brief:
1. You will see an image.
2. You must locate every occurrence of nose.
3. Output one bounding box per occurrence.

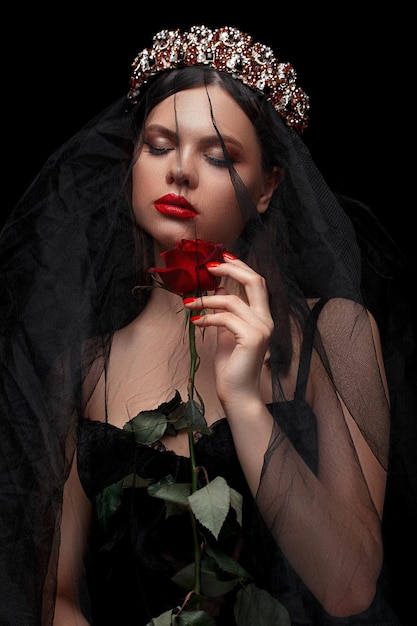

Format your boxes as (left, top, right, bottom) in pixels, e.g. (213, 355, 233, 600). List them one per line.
(167, 151, 197, 188)
(170, 166, 189, 186)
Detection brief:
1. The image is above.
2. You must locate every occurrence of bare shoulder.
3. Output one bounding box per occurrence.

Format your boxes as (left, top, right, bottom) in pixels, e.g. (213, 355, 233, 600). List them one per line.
(306, 297, 385, 371)
(308, 297, 377, 334)
(308, 296, 367, 315)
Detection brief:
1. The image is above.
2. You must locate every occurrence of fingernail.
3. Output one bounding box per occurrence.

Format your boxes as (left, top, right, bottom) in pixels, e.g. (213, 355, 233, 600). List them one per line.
(190, 315, 203, 322)
(223, 252, 237, 260)
(183, 297, 197, 304)
(206, 261, 221, 268)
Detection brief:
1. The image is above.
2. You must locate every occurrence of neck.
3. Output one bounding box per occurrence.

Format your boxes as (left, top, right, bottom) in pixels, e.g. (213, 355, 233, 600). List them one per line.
(147, 282, 183, 309)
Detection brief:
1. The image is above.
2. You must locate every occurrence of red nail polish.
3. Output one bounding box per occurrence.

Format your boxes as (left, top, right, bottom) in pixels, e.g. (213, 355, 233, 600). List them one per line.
(223, 252, 237, 260)
(190, 315, 203, 322)
(183, 297, 197, 304)
(205, 261, 221, 268)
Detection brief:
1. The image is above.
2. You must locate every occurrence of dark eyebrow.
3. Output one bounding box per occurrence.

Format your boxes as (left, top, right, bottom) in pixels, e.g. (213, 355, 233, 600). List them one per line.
(144, 124, 177, 141)
(144, 124, 243, 151)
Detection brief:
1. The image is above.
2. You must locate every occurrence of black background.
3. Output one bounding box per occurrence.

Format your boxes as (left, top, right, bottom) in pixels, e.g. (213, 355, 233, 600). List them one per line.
(5, 6, 409, 261)
(4, 10, 415, 624)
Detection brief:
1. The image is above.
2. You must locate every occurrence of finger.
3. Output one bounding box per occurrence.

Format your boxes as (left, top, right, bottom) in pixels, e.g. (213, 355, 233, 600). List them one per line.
(184, 287, 273, 334)
(185, 293, 249, 316)
(188, 292, 272, 338)
(190, 310, 272, 363)
(204, 260, 271, 319)
(206, 259, 270, 313)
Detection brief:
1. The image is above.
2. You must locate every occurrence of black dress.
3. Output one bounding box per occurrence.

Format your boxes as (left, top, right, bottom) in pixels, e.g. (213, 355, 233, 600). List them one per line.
(77, 301, 402, 626)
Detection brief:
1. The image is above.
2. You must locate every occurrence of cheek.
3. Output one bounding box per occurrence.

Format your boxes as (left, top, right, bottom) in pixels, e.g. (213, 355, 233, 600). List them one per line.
(237, 165, 265, 204)
(132, 157, 151, 194)
(131, 159, 154, 222)
(205, 190, 245, 245)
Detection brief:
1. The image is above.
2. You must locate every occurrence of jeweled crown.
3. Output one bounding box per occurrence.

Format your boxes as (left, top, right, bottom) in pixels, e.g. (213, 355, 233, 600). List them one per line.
(128, 25, 309, 132)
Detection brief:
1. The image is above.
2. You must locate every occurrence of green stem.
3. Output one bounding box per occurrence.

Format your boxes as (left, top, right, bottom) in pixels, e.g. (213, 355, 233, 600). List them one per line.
(188, 310, 199, 397)
(187, 312, 202, 601)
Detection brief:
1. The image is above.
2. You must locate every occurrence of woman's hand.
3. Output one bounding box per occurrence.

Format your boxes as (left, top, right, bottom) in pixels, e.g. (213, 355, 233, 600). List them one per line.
(184, 254, 275, 495)
(183, 255, 274, 409)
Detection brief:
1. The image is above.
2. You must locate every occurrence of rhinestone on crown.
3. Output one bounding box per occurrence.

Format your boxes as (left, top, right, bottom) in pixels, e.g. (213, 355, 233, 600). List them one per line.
(128, 25, 309, 132)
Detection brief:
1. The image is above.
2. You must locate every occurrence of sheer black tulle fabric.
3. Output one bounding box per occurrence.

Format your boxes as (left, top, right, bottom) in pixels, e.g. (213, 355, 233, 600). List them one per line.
(0, 87, 415, 626)
(74, 300, 402, 625)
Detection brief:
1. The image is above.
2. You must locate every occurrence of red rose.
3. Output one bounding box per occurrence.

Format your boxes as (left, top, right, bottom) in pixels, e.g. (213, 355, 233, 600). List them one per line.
(148, 239, 225, 295)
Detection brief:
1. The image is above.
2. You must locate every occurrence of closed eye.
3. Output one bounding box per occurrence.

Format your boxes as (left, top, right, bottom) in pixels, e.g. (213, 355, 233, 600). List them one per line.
(205, 154, 230, 168)
(144, 141, 173, 156)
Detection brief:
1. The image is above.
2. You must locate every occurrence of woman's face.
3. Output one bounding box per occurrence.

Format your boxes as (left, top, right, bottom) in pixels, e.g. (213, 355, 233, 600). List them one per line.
(132, 84, 276, 257)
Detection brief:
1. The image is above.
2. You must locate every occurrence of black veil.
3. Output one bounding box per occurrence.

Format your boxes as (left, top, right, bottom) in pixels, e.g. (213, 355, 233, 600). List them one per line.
(0, 64, 415, 626)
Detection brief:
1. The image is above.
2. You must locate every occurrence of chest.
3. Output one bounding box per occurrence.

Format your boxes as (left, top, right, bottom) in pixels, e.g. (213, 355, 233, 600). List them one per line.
(86, 326, 226, 451)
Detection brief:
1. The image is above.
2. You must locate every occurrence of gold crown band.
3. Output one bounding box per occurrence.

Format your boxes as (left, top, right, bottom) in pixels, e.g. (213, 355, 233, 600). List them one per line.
(128, 25, 309, 132)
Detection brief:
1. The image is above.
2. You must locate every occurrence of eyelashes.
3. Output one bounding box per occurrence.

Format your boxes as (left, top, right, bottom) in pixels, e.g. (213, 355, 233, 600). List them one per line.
(143, 142, 172, 155)
(205, 155, 230, 168)
(143, 141, 233, 168)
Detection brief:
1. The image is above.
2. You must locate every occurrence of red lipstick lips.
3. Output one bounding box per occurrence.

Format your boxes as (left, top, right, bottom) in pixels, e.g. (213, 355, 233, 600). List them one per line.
(154, 194, 197, 219)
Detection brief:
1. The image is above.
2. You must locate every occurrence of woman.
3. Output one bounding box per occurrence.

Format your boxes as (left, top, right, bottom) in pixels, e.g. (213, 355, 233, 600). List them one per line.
(0, 25, 412, 626)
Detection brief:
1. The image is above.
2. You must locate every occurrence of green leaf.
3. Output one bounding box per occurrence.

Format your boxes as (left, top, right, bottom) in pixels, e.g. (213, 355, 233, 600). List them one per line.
(124, 391, 184, 444)
(204, 543, 250, 580)
(122, 473, 152, 489)
(174, 610, 217, 625)
(96, 479, 123, 528)
(172, 414, 189, 432)
(144, 608, 174, 625)
(147, 473, 176, 490)
(148, 476, 192, 516)
(188, 476, 230, 539)
(124, 409, 169, 444)
(96, 472, 152, 529)
(234, 583, 291, 626)
(145, 608, 216, 625)
(172, 560, 239, 597)
(183, 399, 212, 435)
(229, 487, 243, 527)
(158, 390, 184, 414)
